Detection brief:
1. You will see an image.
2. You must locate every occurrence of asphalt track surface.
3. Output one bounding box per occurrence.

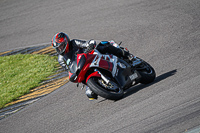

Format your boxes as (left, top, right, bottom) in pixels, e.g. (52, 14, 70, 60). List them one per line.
(0, 0, 200, 133)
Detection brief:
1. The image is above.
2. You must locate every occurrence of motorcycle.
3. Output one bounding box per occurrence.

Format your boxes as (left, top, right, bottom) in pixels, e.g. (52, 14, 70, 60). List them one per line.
(68, 41, 156, 100)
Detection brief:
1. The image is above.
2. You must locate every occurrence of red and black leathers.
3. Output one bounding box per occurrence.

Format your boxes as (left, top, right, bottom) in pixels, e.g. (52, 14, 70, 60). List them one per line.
(58, 39, 96, 71)
(58, 39, 130, 73)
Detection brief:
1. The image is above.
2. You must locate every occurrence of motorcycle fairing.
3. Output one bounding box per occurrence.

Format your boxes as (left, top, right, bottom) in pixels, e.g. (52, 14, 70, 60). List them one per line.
(76, 54, 96, 83)
(113, 59, 133, 89)
(86, 71, 101, 82)
(69, 49, 141, 88)
(69, 53, 95, 83)
(88, 53, 138, 89)
(90, 54, 117, 77)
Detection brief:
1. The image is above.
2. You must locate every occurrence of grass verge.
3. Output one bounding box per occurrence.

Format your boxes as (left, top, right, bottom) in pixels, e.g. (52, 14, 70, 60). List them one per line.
(0, 54, 59, 109)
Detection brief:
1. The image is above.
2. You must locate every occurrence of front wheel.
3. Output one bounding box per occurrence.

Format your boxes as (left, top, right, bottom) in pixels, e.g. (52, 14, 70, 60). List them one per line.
(87, 77, 124, 100)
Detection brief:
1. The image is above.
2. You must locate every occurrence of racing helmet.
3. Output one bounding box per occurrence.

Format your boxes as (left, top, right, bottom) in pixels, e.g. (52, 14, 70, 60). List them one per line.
(51, 32, 70, 54)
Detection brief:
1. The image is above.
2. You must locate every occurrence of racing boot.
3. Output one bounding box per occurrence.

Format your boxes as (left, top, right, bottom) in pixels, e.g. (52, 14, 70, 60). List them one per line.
(97, 41, 134, 63)
(105, 44, 133, 62)
(118, 48, 135, 63)
(122, 49, 143, 67)
(85, 86, 98, 100)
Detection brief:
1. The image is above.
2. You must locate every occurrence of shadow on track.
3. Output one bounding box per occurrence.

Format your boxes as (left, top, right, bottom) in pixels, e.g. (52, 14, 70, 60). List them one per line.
(122, 69, 177, 99)
(96, 69, 177, 103)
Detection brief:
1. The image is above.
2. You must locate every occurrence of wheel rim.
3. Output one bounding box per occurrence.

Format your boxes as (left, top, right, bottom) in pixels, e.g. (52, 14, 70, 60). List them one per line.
(97, 78, 122, 93)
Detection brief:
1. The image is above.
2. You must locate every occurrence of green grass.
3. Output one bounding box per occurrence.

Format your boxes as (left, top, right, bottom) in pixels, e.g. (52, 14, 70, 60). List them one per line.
(0, 54, 58, 109)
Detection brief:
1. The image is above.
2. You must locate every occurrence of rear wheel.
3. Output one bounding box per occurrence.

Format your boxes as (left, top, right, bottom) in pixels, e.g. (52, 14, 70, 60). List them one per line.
(87, 77, 124, 100)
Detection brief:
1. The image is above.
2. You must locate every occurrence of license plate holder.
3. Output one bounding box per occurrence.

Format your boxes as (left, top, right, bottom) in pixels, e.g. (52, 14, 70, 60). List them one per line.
(129, 72, 138, 81)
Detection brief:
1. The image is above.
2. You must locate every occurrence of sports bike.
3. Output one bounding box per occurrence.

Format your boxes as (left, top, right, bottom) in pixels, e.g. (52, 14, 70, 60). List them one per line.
(68, 41, 156, 100)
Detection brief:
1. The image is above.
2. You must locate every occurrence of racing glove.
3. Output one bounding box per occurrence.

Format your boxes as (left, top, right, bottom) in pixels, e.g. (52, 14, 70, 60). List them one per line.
(84, 40, 96, 53)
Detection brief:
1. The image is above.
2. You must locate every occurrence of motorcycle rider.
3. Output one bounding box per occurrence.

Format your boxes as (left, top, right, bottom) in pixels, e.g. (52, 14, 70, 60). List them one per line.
(51, 32, 132, 100)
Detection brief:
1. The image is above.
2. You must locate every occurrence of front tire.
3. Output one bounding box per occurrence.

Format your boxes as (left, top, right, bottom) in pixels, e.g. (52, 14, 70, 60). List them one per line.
(87, 77, 124, 100)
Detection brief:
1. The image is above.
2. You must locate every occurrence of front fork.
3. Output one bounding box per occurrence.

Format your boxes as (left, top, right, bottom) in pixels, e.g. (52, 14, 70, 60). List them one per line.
(94, 69, 110, 84)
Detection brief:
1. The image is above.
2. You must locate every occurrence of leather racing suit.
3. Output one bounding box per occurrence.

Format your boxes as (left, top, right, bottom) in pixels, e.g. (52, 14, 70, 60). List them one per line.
(58, 39, 130, 73)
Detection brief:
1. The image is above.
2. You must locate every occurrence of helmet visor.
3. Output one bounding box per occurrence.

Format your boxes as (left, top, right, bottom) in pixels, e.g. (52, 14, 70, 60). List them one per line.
(55, 42, 67, 54)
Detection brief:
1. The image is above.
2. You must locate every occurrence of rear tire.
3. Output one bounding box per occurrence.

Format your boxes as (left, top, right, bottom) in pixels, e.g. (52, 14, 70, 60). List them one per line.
(87, 77, 124, 100)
